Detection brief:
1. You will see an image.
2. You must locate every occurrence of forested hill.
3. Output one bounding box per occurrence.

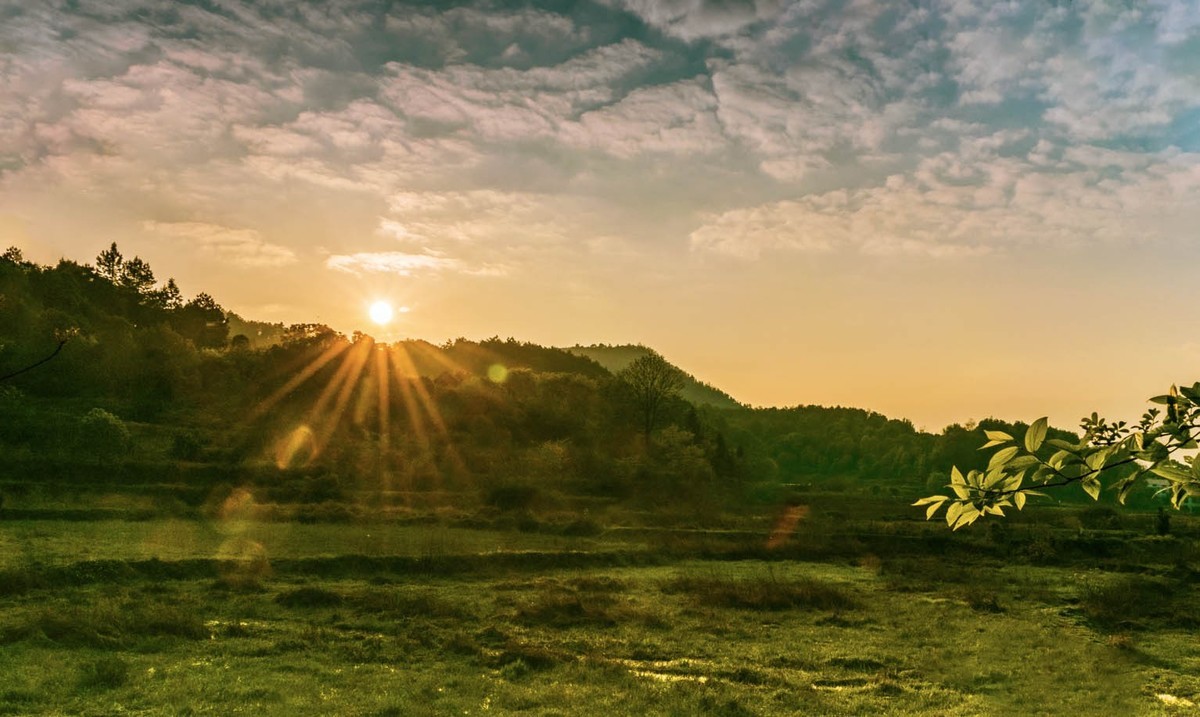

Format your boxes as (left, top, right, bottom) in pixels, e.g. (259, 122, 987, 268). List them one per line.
(1, 244, 1101, 510)
(566, 344, 742, 409)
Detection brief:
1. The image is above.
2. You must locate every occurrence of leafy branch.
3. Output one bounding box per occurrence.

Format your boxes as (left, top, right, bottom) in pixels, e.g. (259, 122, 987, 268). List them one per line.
(916, 383, 1200, 529)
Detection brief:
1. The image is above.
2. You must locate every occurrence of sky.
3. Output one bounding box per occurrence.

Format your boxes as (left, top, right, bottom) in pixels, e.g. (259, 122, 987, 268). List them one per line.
(2, 0, 1200, 431)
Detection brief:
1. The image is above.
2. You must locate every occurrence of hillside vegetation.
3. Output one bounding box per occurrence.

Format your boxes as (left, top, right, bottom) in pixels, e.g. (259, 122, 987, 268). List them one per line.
(566, 344, 742, 409)
(0, 245, 1161, 517)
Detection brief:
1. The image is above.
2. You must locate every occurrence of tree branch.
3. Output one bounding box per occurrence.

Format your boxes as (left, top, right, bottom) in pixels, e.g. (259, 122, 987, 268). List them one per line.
(0, 340, 68, 383)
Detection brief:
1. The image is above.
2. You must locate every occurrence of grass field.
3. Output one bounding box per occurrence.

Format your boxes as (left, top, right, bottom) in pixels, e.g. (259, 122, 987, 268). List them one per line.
(2, 505, 1200, 716)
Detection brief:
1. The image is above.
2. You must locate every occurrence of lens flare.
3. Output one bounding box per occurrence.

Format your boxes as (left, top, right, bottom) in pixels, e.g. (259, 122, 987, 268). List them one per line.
(275, 424, 316, 469)
(487, 363, 509, 383)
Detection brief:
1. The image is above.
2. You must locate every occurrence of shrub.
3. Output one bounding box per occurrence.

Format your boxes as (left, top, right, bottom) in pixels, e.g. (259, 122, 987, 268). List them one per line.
(76, 408, 131, 460)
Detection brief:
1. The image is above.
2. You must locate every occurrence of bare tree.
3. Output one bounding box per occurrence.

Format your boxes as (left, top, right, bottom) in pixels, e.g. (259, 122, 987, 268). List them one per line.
(619, 352, 686, 441)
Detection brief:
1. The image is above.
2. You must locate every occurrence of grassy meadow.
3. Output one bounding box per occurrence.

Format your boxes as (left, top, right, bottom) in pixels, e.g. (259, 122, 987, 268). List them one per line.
(3, 494, 1200, 716)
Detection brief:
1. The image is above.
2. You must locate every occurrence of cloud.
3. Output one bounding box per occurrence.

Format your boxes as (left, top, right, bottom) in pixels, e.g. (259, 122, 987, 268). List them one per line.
(4, 0, 1200, 286)
(383, 5, 586, 66)
(942, 0, 1200, 141)
(378, 39, 664, 143)
(691, 142, 1200, 258)
(701, 2, 943, 180)
(558, 76, 726, 157)
(608, 0, 786, 40)
(377, 189, 610, 257)
(143, 221, 297, 267)
(325, 251, 460, 276)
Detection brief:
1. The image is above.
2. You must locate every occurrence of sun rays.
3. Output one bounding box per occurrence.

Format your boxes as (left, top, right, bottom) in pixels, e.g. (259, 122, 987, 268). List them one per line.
(249, 334, 475, 499)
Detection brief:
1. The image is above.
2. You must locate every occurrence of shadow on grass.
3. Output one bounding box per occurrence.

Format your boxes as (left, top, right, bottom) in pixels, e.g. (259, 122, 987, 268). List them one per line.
(1077, 574, 1194, 631)
(1, 597, 207, 648)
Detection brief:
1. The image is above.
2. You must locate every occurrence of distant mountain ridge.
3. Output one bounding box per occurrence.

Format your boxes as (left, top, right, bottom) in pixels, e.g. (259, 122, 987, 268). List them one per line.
(564, 344, 743, 409)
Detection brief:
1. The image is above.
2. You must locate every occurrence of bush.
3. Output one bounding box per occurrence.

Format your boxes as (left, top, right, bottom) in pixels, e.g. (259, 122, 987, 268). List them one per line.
(76, 408, 130, 460)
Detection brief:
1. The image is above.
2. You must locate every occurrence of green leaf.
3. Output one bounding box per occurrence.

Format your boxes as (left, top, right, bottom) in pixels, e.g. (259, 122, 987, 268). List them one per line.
(984, 430, 1014, 443)
(954, 506, 981, 530)
(988, 446, 1020, 470)
(949, 467, 969, 499)
(1047, 438, 1078, 452)
(1151, 463, 1192, 483)
(1081, 477, 1101, 501)
(979, 440, 1009, 450)
(1024, 417, 1049, 453)
(1007, 455, 1040, 470)
(1115, 474, 1140, 505)
(912, 496, 947, 506)
(914, 496, 950, 519)
(945, 501, 965, 528)
(1048, 450, 1073, 469)
(1014, 492, 1026, 510)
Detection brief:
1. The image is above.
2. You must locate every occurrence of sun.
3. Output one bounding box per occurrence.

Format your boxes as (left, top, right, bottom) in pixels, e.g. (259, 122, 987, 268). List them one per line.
(368, 300, 394, 325)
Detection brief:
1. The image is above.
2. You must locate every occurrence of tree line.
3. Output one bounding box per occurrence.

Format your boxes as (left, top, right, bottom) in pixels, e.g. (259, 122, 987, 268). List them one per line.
(2, 243, 1116, 512)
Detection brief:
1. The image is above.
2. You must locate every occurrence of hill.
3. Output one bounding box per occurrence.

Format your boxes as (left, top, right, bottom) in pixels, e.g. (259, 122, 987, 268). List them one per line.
(5, 242, 1147, 514)
(565, 344, 742, 409)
